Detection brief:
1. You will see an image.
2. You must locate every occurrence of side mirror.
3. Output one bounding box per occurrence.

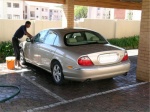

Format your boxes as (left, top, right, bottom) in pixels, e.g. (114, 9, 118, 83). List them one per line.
(26, 38, 33, 43)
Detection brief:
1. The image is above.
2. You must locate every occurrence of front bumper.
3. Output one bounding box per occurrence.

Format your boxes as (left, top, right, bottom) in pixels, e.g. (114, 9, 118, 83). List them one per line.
(64, 60, 130, 81)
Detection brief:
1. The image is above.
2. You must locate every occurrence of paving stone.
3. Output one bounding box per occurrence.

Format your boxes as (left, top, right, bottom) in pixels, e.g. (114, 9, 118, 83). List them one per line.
(0, 54, 149, 112)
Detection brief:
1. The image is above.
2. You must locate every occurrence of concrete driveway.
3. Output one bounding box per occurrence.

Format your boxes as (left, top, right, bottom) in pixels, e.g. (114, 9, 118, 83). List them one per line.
(0, 50, 149, 112)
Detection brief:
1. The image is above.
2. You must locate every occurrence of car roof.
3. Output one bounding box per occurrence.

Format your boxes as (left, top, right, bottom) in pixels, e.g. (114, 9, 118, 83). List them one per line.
(47, 28, 95, 35)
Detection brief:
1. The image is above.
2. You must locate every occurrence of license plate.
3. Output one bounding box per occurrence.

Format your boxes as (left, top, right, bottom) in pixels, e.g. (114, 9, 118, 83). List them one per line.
(98, 53, 118, 64)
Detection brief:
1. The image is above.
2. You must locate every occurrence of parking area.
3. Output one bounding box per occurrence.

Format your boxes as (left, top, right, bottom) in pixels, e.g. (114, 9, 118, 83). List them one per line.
(0, 50, 149, 112)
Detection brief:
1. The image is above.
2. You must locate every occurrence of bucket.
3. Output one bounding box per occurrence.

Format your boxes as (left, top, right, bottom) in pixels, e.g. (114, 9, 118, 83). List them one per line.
(6, 57, 16, 70)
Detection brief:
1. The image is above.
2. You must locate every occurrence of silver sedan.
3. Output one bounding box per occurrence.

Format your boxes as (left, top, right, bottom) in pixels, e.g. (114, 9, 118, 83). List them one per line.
(20, 28, 130, 85)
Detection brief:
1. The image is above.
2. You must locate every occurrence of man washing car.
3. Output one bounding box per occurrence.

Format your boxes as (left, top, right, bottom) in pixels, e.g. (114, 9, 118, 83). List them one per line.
(12, 21, 33, 68)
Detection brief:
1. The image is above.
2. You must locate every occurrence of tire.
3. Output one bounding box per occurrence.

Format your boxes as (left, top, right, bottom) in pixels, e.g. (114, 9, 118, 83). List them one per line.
(20, 50, 26, 65)
(52, 61, 64, 85)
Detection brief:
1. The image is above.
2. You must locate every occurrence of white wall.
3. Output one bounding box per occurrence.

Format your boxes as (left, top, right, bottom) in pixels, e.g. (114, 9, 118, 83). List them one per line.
(0, 19, 140, 42)
(0, 19, 62, 42)
(115, 20, 140, 38)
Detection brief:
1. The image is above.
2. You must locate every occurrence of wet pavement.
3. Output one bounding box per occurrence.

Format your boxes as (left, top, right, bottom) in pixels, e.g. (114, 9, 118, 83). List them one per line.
(0, 50, 149, 112)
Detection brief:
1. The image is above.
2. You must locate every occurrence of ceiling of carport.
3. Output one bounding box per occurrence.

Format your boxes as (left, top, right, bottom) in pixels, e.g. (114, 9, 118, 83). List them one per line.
(26, 0, 142, 10)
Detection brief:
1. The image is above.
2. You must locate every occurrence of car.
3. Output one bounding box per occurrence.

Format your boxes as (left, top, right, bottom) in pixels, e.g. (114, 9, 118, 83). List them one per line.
(20, 28, 130, 85)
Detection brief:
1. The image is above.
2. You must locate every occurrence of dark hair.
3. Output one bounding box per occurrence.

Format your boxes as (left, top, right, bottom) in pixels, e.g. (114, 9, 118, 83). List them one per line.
(25, 21, 31, 25)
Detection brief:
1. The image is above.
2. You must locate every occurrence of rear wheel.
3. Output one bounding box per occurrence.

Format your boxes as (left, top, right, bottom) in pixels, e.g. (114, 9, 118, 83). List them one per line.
(20, 50, 26, 65)
(52, 61, 64, 85)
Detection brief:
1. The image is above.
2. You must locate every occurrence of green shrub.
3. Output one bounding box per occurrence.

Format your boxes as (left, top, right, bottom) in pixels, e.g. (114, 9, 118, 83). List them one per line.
(108, 35, 139, 50)
(0, 41, 14, 63)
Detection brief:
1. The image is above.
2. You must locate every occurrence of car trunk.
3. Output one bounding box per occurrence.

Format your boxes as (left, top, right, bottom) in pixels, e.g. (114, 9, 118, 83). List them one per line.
(64, 44, 127, 66)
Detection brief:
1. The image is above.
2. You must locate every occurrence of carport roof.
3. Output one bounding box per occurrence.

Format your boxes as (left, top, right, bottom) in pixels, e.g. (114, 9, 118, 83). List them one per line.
(26, 0, 142, 10)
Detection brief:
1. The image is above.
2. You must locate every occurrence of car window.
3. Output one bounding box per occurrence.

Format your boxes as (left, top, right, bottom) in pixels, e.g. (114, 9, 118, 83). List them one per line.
(34, 33, 40, 42)
(34, 30, 48, 43)
(44, 31, 57, 45)
(65, 31, 108, 46)
(72, 33, 82, 38)
(85, 32, 105, 41)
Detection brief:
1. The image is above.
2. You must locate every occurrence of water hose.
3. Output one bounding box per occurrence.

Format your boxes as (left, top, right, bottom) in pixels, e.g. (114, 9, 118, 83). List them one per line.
(0, 85, 20, 103)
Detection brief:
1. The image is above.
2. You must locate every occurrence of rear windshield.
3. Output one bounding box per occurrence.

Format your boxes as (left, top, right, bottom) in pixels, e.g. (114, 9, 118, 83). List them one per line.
(64, 31, 108, 46)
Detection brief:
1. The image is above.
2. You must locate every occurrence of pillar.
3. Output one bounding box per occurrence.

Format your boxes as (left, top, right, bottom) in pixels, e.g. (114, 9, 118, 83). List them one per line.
(62, 0, 74, 28)
(136, 0, 150, 82)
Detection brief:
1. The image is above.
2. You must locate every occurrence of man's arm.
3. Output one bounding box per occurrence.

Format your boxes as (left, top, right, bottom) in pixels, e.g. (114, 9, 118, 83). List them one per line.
(24, 31, 33, 38)
(23, 25, 33, 38)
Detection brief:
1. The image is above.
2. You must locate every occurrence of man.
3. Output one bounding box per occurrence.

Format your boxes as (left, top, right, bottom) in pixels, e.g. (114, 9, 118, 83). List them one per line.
(12, 21, 33, 68)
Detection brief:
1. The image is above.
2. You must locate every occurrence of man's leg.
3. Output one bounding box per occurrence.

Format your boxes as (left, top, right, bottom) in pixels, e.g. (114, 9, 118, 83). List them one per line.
(12, 38, 21, 68)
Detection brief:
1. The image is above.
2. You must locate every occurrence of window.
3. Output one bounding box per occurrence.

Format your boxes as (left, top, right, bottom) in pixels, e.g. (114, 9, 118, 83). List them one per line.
(25, 15, 27, 19)
(7, 14, 12, 19)
(7, 2, 11, 7)
(65, 31, 107, 46)
(25, 6, 27, 13)
(45, 8, 48, 12)
(72, 33, 82, 38)
(45, 16, 48, 19)
(44, 31, 57, 45)
(13, 3, 19, 8)
(42, 8, 44, 11)
(13, 15, 20, 19)
(30, 11, 35, 17)
(34, 30, 48, 43)
(97, 13, 100, 16)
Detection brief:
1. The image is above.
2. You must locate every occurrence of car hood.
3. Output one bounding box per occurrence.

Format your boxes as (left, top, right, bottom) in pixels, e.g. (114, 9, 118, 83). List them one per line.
(63, 44, 124, 55)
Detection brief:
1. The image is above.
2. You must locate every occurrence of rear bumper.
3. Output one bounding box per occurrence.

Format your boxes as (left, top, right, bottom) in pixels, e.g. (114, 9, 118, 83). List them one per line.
(64, 60, 130, 81)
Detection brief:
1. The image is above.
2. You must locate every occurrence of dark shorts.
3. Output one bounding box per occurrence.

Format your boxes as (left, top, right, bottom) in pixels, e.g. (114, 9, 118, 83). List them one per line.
(12, 37, 20, 60)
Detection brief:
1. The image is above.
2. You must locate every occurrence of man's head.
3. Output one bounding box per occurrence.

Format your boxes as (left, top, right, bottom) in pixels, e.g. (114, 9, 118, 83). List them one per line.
(25, 21, 31, 28)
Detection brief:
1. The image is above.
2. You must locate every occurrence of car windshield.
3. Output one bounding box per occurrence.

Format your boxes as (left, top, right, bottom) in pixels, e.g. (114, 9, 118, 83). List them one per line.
(64, 31, 108, 46)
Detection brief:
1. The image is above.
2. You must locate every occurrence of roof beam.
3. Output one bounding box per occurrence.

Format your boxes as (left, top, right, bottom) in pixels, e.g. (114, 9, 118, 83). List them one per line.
(25, 0, 142, 10)
(25, 0, 65, 4)
(74, 0, 142, 10)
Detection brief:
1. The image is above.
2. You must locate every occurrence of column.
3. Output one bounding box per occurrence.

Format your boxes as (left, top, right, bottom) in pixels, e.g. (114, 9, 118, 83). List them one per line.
(62, 0, 74, 28)
(136, 0, 150, 81)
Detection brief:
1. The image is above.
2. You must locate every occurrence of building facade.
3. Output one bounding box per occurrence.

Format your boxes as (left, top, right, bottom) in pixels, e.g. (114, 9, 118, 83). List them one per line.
(125, 10, 141, 20)
(114, 9, 126, 19)
(87, 7, 113, 19)
(0, 0, 23, 19)
(0, 0, 4, 19)
(24, 2, 63, 21)
(49, 7, 62, 21)
(87, 7, 141, 20)
(24, 2, 49, 20)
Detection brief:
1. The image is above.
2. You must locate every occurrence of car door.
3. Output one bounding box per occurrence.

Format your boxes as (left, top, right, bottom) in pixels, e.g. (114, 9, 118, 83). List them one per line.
(27, 30, 48, 65)
(38, 30, 57, 69)
(24, 35, 40, 64)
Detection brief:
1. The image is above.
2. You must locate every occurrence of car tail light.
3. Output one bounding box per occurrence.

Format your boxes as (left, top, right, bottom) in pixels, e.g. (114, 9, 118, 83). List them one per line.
(121, 52, 128, 61)
(78, 56, 94, 66)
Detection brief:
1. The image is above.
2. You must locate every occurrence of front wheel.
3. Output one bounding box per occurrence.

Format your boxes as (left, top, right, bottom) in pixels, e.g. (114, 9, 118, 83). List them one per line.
(52, 61, 64, 85)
